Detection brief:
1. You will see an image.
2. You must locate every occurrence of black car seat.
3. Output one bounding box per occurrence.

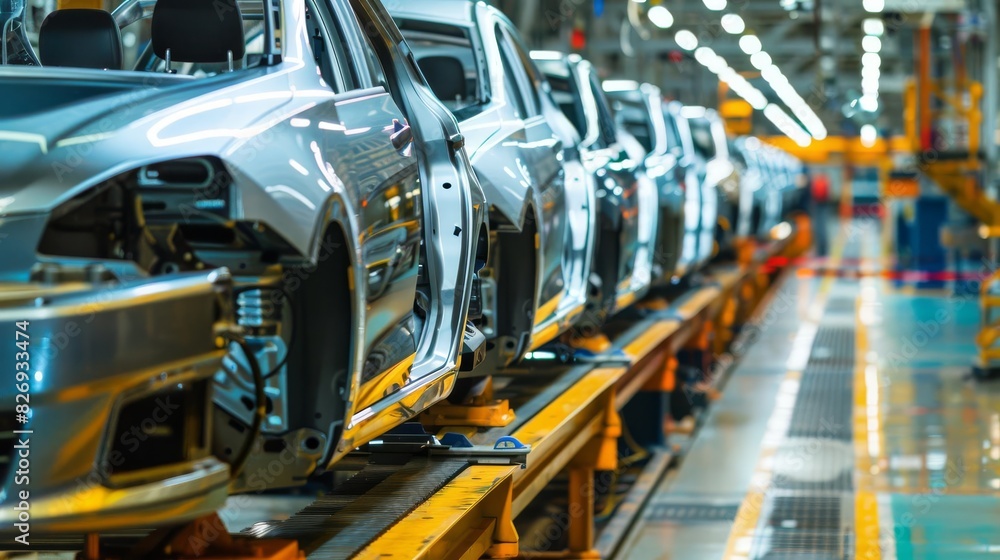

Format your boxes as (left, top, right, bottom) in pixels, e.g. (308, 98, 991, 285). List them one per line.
(38, 9, 123, 70)
(418, 55, 468, 105)
(151, 0, 245, 71)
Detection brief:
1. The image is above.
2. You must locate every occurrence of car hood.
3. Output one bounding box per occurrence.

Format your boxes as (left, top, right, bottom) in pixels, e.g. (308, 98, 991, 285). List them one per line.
(0, 67, 293, 217)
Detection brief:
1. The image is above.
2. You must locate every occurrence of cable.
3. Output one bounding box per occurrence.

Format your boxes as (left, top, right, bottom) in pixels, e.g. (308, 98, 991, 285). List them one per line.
(232, 285, 297, 380)
(223, 333, 265, 481)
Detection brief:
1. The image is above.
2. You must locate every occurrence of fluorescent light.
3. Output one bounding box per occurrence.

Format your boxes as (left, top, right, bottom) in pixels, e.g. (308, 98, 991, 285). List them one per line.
(603, 79, 640, 92)
(861, 65, 880, 79)
(746, 90, 768, 110)
(694, 46, 717, 66)
(529, 50, 564, 61)
(703, 0, 727, 10)
(763, 103, 812, 147)
(708, 54, 729, 73)
(674, 29, 698, 50)
(863, 18, 884, 36)
(860, 123, 877, 146)
(721, 14, 745, 34)
(648, 5, 674, 29)
(862, 52, 881, 68)
(862, 35, 882, 52)
(863, 0, 884, 12)
(860, 94, 879, 112)
(739, 34, 762, 54)
(862, 77, 879, 92)
(761, 64, 783, 82)
(750, 51, 772, 69)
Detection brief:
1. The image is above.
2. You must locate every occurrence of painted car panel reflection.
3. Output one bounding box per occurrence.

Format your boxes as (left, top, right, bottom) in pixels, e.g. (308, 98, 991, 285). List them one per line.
(533, 53, 657, 324)
(0, 0, 487, 530)
(388, 0, 598, 367)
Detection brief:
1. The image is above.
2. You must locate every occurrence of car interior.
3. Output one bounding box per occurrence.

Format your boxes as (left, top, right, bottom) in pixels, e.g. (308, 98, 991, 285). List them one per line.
(17, 0, 280, 76)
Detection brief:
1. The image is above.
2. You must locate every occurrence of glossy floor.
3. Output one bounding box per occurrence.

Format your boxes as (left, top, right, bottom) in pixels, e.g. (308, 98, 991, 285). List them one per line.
(617, 218, 1000, 559)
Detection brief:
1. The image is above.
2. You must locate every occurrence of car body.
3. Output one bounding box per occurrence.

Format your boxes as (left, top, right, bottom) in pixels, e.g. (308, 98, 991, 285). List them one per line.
(731, 136, 783, 239)
(387, 1, 599, 367)
(0, 0, 488, 530)
(532, 53, 657, 324)
(664, 101, 713, 272)
(680, 106, 740, 258)
(603, 81, 691, 283)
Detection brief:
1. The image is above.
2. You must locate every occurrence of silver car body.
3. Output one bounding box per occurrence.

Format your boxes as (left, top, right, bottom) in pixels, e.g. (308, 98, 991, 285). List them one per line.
(681, 106, 739, 257)
(0, 0, 487, 529)
(533, 53, 656, 320)
(388, 0, 598, 365)
(603, 81, 691, 283)
(665, 101, 712, 272)
(732, 136, 782, 239)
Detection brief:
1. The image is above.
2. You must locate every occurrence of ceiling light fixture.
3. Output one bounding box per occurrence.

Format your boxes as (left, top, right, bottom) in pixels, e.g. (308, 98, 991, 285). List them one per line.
(862, 0, 884, 12)
(863, 18, 884, 36)
(750, 51, 772, 69)
(860, 123, 877, 147)
(739, 34, 762, 54)
(648, 5, 674, 29)
(720, 13, 745, 34)
(674, 29, 698, 50)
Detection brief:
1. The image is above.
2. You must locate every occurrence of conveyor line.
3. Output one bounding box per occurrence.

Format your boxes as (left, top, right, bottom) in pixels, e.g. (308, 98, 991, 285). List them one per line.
(244, 459, 470, 557)
(251, 237, 796, 558)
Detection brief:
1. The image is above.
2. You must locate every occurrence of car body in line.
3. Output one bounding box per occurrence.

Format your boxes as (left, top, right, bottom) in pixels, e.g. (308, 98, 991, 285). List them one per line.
(0, 0, 488, 530)
(664, 101, 714, 273)
(731, 136, 783, 239)
(680, 106, 742, 257)
(387, 0, 599, 368)
(603, 80, 692, 283)
(531, 53, 658, 324)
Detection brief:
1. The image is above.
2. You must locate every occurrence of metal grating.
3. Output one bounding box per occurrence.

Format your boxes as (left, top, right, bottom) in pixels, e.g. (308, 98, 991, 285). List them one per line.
(750, 319, 857, 559)
(756, 495, 851, 560)
(644, 502, 740, 522)
(244, 459, 468, 557)
(805, 327, 856, 368)
(823, 298, 856, 315)
(786, 371, 853, 441)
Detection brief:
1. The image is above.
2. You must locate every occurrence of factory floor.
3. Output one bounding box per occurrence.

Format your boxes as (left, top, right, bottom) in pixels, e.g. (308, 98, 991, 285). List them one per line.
(617, 217, 1000, 559)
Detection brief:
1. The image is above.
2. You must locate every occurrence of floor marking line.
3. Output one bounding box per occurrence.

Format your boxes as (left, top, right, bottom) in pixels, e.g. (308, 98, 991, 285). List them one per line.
(854, 224, 883, 560)
(720, 222, 847, 560)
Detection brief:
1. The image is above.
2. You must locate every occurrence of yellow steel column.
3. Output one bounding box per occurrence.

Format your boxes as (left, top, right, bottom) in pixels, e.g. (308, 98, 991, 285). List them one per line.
(566, 467, 597, 557)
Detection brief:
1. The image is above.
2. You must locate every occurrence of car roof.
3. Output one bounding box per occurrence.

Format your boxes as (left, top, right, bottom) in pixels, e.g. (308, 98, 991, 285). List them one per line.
(385, 0, 478, 25)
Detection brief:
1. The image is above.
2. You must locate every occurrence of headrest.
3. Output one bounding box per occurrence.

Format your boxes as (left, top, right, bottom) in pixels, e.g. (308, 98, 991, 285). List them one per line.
(151, 0, 245, 64)
(39, 9, 122, 70)
(418, 56, 468, 103)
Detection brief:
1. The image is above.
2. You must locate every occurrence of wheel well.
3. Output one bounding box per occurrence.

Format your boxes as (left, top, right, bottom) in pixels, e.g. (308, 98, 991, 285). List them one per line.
(286, 223, 352, 441)
(490, 206, 538, 364)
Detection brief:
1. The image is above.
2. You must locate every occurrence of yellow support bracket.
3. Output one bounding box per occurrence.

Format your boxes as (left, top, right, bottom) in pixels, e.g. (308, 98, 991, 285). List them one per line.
(421, 377, 516, 428)
(355, 465, 520, 560)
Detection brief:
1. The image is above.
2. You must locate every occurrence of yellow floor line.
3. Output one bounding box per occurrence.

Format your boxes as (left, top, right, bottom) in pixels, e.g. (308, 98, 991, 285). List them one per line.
(721, 223, 847, 559)
(854, 227, 884, 560)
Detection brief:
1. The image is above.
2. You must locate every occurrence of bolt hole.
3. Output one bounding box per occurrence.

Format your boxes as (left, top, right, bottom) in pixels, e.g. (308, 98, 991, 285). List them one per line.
(304, 437, 321, 450)
(224, 447, 233, 455)
(443, 182, 452, 189)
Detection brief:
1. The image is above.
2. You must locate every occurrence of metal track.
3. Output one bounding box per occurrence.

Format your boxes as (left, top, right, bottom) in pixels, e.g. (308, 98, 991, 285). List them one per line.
(244, 458, 469, 557)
